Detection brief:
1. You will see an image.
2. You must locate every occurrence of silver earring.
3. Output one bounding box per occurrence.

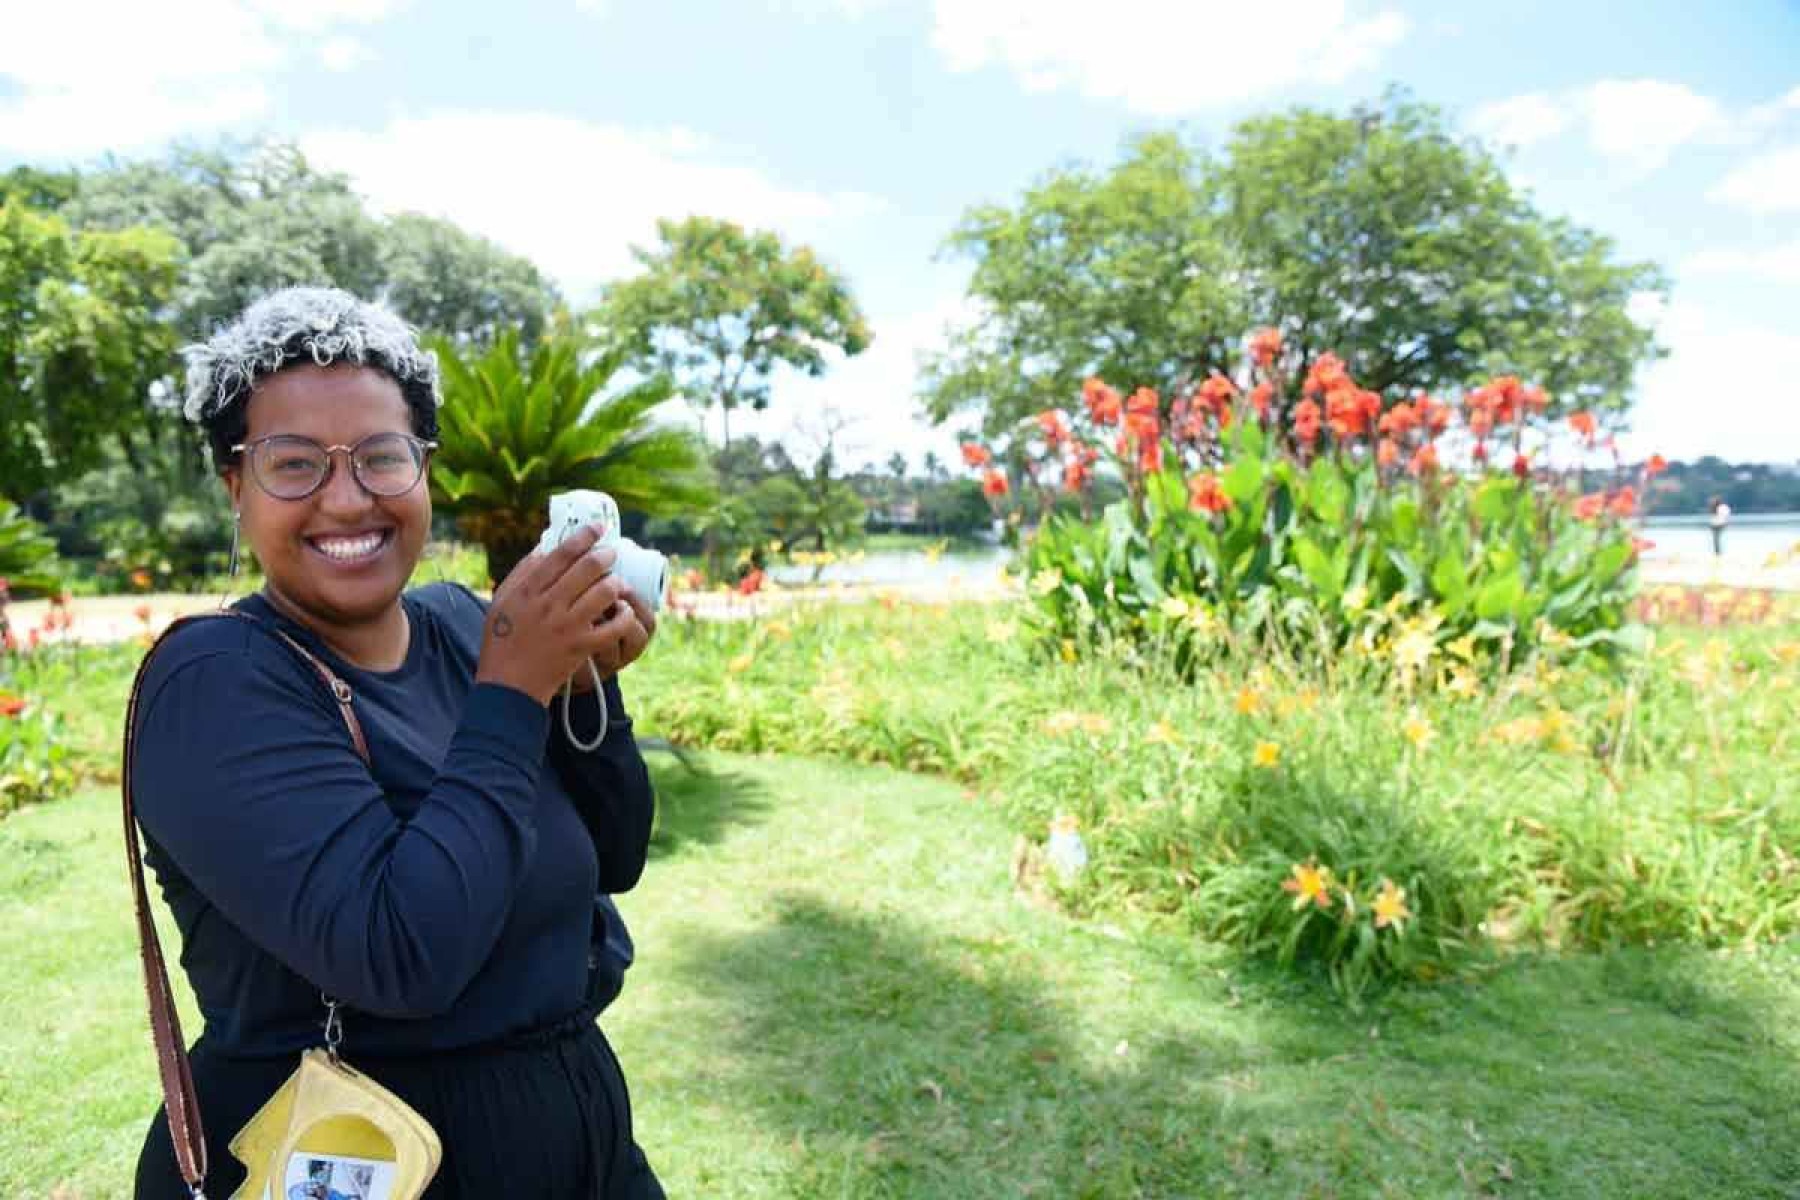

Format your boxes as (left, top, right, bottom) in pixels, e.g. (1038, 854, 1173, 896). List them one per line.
(228, 512, 242, 579)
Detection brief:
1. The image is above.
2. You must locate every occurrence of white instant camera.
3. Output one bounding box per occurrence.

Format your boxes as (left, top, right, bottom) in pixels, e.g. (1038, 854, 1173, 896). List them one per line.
(535, 490, 667, 613)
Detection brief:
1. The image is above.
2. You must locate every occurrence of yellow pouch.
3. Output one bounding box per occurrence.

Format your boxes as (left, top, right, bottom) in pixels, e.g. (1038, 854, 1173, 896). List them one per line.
(228, 1049, 441, 1200)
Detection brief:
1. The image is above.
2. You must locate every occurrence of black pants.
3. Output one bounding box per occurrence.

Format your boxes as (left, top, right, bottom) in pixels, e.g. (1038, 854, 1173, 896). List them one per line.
(135, 1012, 664, 1199)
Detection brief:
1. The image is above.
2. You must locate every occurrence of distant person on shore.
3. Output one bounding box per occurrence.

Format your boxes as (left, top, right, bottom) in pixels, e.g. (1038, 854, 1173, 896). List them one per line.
(1709, 496, 1731, 556)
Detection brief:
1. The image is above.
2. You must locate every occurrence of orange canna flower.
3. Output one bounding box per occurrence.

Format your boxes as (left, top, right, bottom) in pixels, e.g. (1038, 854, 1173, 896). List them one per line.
(960, 442, 991, 468)
(1409, 443, 1440, 475)
(1377, 401, 1417, 438)
(1249, 381, 1274, 420)
(1126, 386, 1160, 418)
(1292, 398, 1322, 446)
(1573, 492, 1606, 521)
(981, 469, 1010, 498)
(1376, 438, 1400, 469)
(130, 568, 153, 590)
(1036, 409, 1071, 445)
(1512, 453, 1531, 479)
(736, 568, 766, 596)
(1569, 411, 1597, 441)
(1522, 384, 1549, 413)
(1188, 473, 1231, 513)
(1645, 453, 1668, 477)
(1083, 377, 1123, 426)
(1608, 486, 1638, 518)
(1281, 860, 1331, 909)
(1468, 408, 1494, 438)
(1198, 372, 1237, 412)
(0, 692, 26, 718)
(1303, 352, 1349, 398)
(1471, 441, 1488, 464)
(1249, 327, 1283, 367)
(1062, 460, 1091, 492)
(1136, 438, 1164, 473)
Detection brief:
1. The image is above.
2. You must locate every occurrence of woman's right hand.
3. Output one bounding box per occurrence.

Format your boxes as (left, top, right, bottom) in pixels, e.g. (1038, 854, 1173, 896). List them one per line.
(475, 523, 630, 705)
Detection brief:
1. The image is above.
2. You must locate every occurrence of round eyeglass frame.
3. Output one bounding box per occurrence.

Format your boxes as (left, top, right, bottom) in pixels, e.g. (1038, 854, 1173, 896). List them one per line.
(231, 432, 438, 501)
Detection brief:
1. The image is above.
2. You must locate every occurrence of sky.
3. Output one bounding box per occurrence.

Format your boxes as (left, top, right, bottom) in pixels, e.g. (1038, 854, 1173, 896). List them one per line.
(2, 0, 1797, 471)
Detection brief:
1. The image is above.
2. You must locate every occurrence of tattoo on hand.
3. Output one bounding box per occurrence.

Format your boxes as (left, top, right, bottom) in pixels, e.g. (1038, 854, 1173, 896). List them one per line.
(494, 614, 514, 638)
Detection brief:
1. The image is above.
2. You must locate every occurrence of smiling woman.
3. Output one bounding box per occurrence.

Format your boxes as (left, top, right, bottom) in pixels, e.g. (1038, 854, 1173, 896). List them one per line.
(128, 287, 666, 1199)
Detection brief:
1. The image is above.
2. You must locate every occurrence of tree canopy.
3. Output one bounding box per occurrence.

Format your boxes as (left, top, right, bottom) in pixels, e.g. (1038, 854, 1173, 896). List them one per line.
(923, 95, 1666, 442)
(0, 200, 182, 504)
(63, 141, 558, 342)
(599, 216, 872, 446)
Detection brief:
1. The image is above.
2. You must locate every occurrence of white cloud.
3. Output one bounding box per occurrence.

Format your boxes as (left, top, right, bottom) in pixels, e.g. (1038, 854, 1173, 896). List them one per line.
(1708, 145, 1800, 213)
(1619, 299, 1800, 463)
(1468, 93, 1570, 149)
(1580, 80, 1727, 171)
(727, 294, 982, 473)
(0, 0, 402, 156)
(319, 36, 375, 72)
(1683, 241, 1800, 285)
(300, 112, 887, 302)
(930, 0, 1409, 115)
(1468, 78, 1771, 172)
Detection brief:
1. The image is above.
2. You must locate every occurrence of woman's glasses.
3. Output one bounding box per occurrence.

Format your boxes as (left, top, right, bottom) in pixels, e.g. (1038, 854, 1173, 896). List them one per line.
(232, 433, 437, 501)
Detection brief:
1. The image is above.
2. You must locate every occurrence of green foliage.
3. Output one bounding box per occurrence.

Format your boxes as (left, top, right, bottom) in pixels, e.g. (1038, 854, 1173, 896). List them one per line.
(600, 216, 871, 445)
(379, 213, 558, 346)
(0, 501, 60, 598)
(1023, 449, 1643, 672)
(42, 417, 231, 592)
(0, 698, 73, 816)
(63, 141, 559, 342)
(0, 200, 183, 504)
(624, 600, 1800, 999)
(925, 133, 1241, 439)
(431, 327, 714, 584)
(923, 95, 1664, 437)
(1215, 94, 1666, 415)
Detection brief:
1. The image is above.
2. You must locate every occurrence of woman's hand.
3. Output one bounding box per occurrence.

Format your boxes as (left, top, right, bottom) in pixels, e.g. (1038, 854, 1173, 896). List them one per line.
(565, 581, 657, 692)
(475, 524, 651, 705)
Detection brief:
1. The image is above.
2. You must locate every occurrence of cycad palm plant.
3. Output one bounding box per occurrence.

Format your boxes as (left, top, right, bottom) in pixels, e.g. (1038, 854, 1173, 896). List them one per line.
(429, 328, 713, 586)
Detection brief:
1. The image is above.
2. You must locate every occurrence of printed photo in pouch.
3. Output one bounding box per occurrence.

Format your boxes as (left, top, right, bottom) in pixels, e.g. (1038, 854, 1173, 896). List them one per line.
(280, 1152, 395, 1200)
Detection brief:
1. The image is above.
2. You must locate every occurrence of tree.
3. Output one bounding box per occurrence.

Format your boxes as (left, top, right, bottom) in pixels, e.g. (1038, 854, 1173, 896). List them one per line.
(379, 213, 558, 347)
(64, 141, 559, 343)
(599, 217, 872, 447)
(923, 95, 1665, 442)
(1214, 94, 1665, 416)
(430, 326, 715, 584)
(921, 133, 1242, 439)
(0, 200, 182, 506)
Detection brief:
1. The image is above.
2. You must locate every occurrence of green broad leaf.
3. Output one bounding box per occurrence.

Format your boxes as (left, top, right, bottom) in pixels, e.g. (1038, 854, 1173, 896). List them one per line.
(1293, 537, 1340, 599)
(1474, 477, 1517, 525)
(1431, 549, 1470, 606)
(1234, 418, 1266, 461)
(1591, 540, 1633, 583)
(1389, 497, 1419, 543)
(1387, 548, 1424, 594)
(1310, 464, 1350, 524)
(1145, 464, 1187, 518)
(1475, 567, 1525, 622)
(1222, 455, 1266, 505)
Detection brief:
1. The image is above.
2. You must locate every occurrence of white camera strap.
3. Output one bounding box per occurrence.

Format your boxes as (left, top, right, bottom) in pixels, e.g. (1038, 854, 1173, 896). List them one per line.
(560, 658, 610, 752)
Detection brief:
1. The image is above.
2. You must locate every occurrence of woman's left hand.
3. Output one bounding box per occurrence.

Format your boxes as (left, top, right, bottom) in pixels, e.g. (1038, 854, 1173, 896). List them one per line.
(568, 587, 658, 691)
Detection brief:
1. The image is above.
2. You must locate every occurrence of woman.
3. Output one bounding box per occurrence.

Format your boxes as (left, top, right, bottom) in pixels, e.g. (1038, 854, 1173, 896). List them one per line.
(130, 287, 664, 1198)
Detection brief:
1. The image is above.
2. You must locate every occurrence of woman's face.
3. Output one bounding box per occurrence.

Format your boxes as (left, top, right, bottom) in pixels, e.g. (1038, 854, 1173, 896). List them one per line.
(225, 364, 431, 627)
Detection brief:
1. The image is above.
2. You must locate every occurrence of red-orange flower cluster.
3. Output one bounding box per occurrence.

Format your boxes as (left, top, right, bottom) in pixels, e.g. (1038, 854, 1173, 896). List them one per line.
(1292, 398, 1322, 446)
(1569, 411, 1598, 443)
(1188, 472, 1230, 513)
(1249, 327, 1283, 367)
(981, 469, 1010, 498)
(1083, 377, 1123, 425)
(1036, 409, 1071, 446)
(960, 442, 991, 468)
(0, 692, 26, 719)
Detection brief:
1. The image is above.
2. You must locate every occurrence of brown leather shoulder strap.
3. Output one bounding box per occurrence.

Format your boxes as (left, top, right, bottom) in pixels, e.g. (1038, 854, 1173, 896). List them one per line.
(123, 609, 370, 1193)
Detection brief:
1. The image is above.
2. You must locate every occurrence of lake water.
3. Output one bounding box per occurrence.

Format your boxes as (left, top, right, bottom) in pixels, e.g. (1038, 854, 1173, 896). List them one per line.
(765, 515, 1800, 588)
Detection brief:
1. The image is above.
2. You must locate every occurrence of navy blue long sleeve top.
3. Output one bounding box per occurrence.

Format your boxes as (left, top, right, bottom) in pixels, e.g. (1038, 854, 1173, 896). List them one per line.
(131, 582, 654, 1057)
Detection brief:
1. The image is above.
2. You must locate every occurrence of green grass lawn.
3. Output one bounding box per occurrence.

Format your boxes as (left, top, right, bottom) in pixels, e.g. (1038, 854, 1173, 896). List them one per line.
(4, 752, 1799, 1198)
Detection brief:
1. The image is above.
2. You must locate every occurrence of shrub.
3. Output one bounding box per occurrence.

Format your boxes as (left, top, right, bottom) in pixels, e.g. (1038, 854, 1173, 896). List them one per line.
(970, 335, 1654, 672)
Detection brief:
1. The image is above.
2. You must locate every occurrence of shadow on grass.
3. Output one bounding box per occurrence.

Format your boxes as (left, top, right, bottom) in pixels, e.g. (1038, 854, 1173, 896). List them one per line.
(664, 892, 1800, 1199)
(646, 755, 775, 859)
